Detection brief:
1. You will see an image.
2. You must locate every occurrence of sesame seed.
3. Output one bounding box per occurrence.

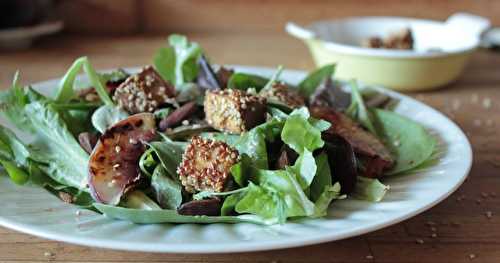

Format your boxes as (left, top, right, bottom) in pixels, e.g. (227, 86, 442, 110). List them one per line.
(129, 138, 138, 144)
(44, 251, 53, 257)
(469, 254, 476, 259)
(416, 238, 424, 244)
(113, 163, 120, 170)
(182, 120, 190, 126)
(115, 145, 121, 153)
(431, 233, 437, 238)
(365, 255, 374, 260)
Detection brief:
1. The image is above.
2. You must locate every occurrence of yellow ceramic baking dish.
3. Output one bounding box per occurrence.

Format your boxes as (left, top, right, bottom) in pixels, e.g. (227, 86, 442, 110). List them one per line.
(286, 13, 490, 91)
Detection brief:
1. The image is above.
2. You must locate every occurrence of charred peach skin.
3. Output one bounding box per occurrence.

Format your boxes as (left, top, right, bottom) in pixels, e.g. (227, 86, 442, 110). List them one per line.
(88, 113, 156, 205)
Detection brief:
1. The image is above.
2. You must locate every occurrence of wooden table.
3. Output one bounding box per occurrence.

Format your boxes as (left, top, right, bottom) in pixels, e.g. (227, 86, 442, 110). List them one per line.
(1, 33, 499, 263)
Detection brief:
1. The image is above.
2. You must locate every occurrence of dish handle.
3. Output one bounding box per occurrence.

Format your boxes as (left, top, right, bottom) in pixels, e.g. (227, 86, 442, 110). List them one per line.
(285, 22, 315, 40)
(445, 13, 491, 39)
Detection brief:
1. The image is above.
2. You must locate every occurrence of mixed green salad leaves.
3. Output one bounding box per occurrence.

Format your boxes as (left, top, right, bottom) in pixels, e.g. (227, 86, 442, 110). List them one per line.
(0, 34, 436, 225)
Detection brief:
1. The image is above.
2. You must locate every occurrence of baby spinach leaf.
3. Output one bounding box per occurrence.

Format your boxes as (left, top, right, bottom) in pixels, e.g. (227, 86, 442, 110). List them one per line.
(227, 73, 269, 91)
(151, 165, 183, 210)
(352, 176, 389, 202)
(91, 105, 129, 134)
(298, 64, 335, 97)
(309, 153, 332, 202)
(94, 203, 271, 225)
(372, 109, 436, 175)
(148, 135, 187, 178)
(120, 190, 162, 210)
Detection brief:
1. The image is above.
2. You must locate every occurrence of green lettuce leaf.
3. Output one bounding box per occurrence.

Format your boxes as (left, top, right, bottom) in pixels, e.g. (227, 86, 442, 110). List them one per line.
(154, 34, 202, 87)
(309, 153, 332, 202)
(352, 176, 389, 202)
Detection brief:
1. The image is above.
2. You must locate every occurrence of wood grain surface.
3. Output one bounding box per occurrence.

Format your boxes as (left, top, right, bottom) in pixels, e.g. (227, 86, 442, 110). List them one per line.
(0, 33, 499, 262)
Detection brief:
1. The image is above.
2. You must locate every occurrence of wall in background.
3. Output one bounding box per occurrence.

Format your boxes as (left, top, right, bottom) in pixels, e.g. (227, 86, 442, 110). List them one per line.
(58, 0, 500, 34)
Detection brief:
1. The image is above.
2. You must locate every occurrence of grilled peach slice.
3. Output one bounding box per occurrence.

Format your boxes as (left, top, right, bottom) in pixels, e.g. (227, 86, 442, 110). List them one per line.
(88, 113, 156, 204)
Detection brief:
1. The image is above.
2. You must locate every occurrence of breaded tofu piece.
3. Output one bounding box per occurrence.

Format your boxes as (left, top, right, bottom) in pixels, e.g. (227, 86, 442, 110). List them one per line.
(311, 107, 394, 178)
(113, 66, 176, 114)
(204, 89, 266, 134)
(259, 82, 305, 108)
(177, 136, 239, 193)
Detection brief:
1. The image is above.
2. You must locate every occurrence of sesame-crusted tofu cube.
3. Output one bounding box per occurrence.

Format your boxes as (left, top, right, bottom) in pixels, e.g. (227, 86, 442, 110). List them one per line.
(259, 82, 305, 108)
(177, 136, 239, 193)
(113, 66, 176, 114)
(204, 89, 266, 134)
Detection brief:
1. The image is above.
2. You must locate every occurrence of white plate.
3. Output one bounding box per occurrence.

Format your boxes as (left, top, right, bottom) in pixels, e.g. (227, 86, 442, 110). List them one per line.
(0, 66, 472, 253)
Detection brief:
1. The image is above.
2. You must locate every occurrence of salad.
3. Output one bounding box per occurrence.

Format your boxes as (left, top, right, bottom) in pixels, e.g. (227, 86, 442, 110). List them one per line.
(0, 35, 436, 225)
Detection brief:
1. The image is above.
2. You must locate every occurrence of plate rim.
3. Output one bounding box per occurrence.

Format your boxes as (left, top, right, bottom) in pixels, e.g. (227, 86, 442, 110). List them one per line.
(0, 65, 473, 253)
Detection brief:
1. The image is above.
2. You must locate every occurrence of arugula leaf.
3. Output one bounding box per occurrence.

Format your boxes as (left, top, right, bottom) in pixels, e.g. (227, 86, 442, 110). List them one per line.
(309, 153, 332, 202)
(345, 80, 377, 135)
(298, 64, 335, 97)
(261, 65, 284, 91)
(25, 101, 89, 190)
(94, 203, 272, 225)
(151, 165, 183, 209)
(0, 126, 30, 166)
(0, 72, 34, 131)
(372, 109, 436, 175)
(352, 176, 389, 202)
(91, 105, 129, 133)
(227, 73, 269, 91)
(55, 57, 113, 105)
